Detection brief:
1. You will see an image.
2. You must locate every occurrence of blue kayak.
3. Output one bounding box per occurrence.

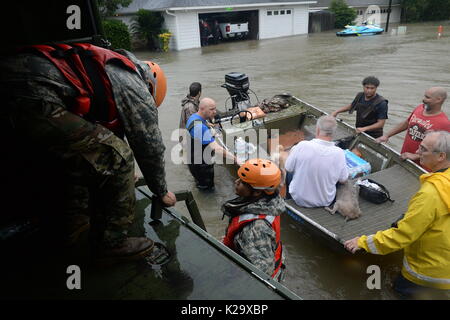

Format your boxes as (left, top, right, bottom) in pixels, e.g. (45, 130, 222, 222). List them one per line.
(336, 24, 384, 36)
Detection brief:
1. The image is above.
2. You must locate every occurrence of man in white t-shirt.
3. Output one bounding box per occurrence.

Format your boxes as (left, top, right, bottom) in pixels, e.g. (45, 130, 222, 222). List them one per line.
(285, 115, 348, 207)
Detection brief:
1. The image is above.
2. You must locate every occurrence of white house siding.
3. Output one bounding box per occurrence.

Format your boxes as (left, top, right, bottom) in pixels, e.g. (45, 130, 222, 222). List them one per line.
(163, 11, 201, 51)
(293, 5, 309, 34)
(259, 5, 309, 40)
(162, 14, 178, 51)
(117, 4, 313, 51)
(260, 8, 293, 38)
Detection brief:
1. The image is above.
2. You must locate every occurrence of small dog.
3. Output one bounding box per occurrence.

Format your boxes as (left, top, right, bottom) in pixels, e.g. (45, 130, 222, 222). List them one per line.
(325, 180, 362, 221)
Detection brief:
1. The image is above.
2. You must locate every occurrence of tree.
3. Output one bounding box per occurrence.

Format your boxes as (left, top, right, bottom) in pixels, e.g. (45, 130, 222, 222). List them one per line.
(98, 0, 132, 18)
(131, 9, 165, 50)
(424, 0, 450, 20)
(329, 0, 357, 28)
(401, 0, 450, 22)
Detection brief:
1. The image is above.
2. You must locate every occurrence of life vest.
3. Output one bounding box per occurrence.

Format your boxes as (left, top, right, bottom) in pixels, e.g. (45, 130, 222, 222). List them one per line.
(27, 43, 138, 136)
(350, 92, 388, 138)
(186, 117, 215, 165)
(223, 213, 283, 279)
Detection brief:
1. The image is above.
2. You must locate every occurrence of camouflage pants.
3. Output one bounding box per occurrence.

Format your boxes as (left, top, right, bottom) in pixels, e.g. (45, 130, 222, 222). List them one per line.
(8, 98, 136, 248)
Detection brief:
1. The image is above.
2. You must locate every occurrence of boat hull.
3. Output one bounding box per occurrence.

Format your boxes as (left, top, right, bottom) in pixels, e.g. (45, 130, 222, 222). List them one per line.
(218, 95, 426, 250)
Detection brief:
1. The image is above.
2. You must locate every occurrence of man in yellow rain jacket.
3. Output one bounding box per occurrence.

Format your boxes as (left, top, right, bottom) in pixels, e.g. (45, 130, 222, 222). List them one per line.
(345, 130, 450, 298)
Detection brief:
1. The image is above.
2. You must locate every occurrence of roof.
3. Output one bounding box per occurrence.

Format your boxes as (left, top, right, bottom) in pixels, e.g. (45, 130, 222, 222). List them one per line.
(118, 0, 318, 13)
(311, 0, 401, 8)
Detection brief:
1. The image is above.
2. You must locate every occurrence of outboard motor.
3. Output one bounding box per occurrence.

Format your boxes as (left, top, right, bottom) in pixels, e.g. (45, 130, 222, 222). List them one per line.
(222, 72, 251, 111)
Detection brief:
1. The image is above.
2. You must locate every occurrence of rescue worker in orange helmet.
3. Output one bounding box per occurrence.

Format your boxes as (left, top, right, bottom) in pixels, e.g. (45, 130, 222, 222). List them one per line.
(143, 60, 167, 107)
(1, 43, 176, 262)
(221, 158, 286, 281)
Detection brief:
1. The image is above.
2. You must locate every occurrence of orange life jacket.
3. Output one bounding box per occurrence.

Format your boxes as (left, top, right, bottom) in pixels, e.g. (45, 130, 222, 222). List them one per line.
(223, 213, 283, 278)
(27, 43, 137, 136)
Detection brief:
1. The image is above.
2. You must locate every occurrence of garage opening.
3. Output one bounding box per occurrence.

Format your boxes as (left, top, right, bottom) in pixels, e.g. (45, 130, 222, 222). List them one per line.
(198, 10, 259, 46)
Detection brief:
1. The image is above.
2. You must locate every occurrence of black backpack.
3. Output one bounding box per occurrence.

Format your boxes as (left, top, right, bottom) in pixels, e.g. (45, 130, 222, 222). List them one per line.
(358, 179, 394, 204)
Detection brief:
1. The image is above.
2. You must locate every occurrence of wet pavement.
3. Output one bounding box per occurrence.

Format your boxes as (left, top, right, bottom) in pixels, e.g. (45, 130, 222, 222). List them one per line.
(133, 21, 450, 299)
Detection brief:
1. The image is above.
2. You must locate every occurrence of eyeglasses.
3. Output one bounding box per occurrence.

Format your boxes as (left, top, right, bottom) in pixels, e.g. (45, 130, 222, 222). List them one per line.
(418, 144, 440, 154)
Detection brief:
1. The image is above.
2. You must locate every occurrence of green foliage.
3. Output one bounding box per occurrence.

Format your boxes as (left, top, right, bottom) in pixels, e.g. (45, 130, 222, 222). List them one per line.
(98, 0, 132, 18)
(402, 0, 450, 22)
(329, 0, 357, 28)
(131, 9, 165, 49)
(102, 19, 131, 50)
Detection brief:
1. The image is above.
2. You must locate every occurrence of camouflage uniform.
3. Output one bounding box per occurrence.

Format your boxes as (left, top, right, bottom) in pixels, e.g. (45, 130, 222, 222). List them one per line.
(179, 95, 200, 130)
(0, 50, 168, 248)
(221, 194, 286, 279)
(178, 95, 200, 152)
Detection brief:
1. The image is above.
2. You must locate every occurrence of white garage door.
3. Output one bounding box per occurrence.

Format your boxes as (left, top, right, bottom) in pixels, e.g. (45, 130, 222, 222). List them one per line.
(262, 8, 294, 38)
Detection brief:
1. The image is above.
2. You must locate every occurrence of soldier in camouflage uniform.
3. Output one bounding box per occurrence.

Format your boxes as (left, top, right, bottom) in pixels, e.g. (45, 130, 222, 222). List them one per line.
(0, 47, 176, 258)
(221, 159, 286, 281)
(179, 82, 202, 132)
(178, 82, 201, 163)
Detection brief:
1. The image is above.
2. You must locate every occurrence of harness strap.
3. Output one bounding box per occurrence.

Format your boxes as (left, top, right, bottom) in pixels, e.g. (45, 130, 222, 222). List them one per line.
(349, 92, 386, 116)
(349, 92, 364, 114)
(73, 46, 110, 123)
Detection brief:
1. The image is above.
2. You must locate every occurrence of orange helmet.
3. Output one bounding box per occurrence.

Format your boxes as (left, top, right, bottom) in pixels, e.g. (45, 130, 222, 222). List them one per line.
(143, 61, 167, 107)
(237, 158, 281, 195)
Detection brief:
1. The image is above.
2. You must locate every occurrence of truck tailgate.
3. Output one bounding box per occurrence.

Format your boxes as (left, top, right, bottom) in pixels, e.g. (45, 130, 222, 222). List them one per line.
(230, 23, 248, 33)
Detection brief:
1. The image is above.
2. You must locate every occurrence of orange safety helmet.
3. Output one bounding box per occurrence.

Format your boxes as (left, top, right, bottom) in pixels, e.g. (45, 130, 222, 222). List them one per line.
(143, 60, 167, 107)
(237, 158, 281, 195)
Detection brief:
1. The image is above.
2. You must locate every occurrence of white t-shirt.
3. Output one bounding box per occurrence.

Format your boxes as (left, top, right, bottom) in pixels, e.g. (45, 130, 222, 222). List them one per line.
(285, 139, 348, 207)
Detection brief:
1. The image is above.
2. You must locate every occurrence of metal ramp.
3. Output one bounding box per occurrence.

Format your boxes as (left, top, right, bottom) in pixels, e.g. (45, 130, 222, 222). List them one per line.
(1, 186, 300, 300)
(285, 164, 420, 243)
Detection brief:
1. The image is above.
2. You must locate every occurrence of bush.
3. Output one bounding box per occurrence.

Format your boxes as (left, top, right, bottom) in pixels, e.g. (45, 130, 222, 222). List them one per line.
(329, 0, 357, 28)
(103, 19, 131, 50)
(131, 9, 164, 50)
(158, 30, 172, 52)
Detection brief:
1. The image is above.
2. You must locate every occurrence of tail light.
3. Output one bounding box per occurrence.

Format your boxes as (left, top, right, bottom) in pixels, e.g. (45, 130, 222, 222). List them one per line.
(226, 25, 230, 32)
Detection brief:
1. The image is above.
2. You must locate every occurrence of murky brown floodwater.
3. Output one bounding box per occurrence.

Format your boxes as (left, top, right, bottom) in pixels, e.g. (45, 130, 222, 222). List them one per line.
(134, 21, 450, 299)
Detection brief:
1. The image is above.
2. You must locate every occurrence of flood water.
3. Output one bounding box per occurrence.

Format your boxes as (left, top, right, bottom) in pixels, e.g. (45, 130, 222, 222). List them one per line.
(134, 21, 450, 299)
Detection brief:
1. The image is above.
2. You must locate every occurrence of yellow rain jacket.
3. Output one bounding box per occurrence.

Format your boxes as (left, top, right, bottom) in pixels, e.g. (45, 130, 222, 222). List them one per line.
(358, 168, 450, 289)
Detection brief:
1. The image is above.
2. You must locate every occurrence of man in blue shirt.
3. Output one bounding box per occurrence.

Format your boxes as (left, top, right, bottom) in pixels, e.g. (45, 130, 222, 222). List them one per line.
(186, 98, 238, 190)
(332, 76, 388, 138)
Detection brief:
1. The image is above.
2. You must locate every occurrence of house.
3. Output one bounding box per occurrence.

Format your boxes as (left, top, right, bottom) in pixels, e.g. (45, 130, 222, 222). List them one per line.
(310, 0, 402, 25)
(115, 0, 318, 51)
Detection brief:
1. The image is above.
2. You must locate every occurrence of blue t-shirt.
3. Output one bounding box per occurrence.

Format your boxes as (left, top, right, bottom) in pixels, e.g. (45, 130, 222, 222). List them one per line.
(186, 114, 215, 145)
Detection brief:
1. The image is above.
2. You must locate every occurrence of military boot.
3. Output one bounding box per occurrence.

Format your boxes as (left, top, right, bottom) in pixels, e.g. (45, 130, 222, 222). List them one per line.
(95, 237, 155, 265)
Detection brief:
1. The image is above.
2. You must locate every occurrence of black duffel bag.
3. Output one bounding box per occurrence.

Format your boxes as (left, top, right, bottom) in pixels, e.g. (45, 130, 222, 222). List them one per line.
(358, 179, 394, 204)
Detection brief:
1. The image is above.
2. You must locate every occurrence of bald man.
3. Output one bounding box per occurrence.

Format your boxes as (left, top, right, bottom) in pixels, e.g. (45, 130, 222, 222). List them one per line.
(376, 87, 450, 169)
(185, 98, 237, 190)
